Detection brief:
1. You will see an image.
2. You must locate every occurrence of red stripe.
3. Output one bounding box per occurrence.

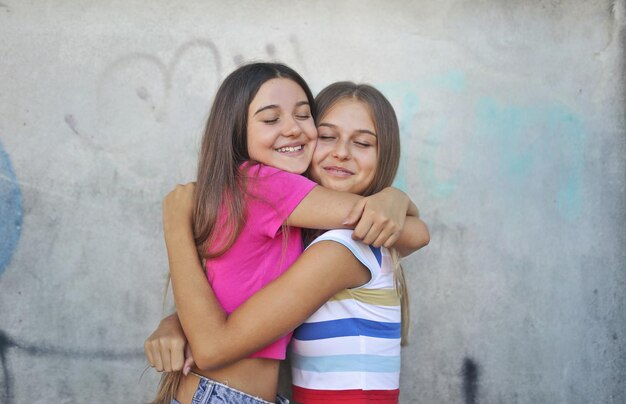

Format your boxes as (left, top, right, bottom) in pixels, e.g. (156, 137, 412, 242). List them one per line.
(292, 385, 399, 403)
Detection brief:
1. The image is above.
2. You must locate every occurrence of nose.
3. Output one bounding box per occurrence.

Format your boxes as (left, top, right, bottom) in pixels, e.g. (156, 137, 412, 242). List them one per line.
(283, 116, 303, 137)
(332, 139, 351, 160)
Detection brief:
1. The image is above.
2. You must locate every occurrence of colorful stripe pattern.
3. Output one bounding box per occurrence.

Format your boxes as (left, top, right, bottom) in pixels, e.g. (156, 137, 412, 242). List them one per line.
(290, 229, 401, 402)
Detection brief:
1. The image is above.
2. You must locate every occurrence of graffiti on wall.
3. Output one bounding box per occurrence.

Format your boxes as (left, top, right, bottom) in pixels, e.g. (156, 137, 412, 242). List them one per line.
(0, 36, 589, 400)
(378, 72, 585, 222)
(475, 98, 585, 221)
(0, 141, 22, 278)
(379, 70, 467, 197)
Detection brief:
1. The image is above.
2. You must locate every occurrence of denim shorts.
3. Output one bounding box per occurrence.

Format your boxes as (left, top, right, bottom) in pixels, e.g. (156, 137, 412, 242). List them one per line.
(171, 373, 289, 404)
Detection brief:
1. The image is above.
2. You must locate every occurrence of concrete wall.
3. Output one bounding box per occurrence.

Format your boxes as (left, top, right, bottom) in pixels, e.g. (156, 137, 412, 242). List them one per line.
(1, 1, 624, 402)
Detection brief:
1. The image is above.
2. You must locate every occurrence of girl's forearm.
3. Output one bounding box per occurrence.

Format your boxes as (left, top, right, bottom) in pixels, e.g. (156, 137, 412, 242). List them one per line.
(165, 225, 232, 370)
(406, 199, 419, 217)
(167, 235, 365, 370)
(395, 216, 430, 257)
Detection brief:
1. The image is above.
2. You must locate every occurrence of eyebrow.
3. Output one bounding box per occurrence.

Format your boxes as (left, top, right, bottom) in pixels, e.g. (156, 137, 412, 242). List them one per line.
(254, 101, 310, 116)
(318, 122, 377, 137)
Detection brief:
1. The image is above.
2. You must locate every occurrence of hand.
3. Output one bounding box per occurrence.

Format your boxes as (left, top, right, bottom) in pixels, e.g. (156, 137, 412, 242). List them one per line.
(344, 187, 409, 248)
(144, 313, 194, 374)
(162, 182, 196, 237)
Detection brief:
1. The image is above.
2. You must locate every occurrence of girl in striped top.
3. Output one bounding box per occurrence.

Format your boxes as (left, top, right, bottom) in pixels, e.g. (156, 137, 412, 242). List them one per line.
(145, 81, 429, 403)
(290, 229, 404, 402)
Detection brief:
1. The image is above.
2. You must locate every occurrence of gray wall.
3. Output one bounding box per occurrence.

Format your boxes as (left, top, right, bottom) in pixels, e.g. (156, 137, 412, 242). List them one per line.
(1, 1, 624, 403)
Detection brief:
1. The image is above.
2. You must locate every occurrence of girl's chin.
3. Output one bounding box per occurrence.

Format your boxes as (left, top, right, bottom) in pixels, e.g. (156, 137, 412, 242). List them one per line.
(274, 162, 309, 174)
(318, 179, 354, 193)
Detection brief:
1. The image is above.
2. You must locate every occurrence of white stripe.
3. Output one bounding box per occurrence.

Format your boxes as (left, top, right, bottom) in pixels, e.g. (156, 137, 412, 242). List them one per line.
(363, 271, 395, 289)
(290, 336, 401, 357)
(292, 369, 400, 390)
(303, 298, 400, 324)
(308, 230, 382, 287)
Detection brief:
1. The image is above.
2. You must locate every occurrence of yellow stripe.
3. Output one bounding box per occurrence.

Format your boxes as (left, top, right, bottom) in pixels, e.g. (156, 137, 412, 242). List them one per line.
(330, 288, 400, 306)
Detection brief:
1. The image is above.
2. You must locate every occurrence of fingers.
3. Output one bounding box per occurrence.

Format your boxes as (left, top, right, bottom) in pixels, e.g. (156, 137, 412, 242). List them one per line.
(353, 209, 403, 248)
(352, 212, 374, 241)
(381, 231, 401, 249)
(162, 183, 197, 233)
(144, 339, 155, 368)
(361, 221, 384, 246)
(159, 338, 172, 372)
(144, 337, 188, 372)
(344, 198, 367, 226)
(145, 338, 164, 372)
(363, 224, 400, 248)
(183, 344, 195, 376)
(163, 183, 196, 205)
(169, 338, 186, 372)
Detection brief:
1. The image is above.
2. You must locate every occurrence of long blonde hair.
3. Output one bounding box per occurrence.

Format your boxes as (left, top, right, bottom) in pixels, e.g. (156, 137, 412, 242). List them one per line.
(312, 82, 410, 344)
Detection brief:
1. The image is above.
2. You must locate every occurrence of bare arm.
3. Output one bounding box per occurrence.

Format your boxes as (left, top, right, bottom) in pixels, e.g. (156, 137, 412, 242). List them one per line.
(147, 182, 429, 371)
(166, 218, 368, 370)
(395, 216, 430, 257)
(288, 185, 427, 252)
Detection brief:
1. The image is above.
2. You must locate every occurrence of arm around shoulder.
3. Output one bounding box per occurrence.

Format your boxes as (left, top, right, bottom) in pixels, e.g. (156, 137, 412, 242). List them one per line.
(285, 185, 362, 230)
(192, 240, 370, 370)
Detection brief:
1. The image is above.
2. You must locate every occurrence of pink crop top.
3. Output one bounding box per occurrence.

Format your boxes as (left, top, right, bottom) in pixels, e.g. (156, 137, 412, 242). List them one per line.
(205, 163, 316, 359)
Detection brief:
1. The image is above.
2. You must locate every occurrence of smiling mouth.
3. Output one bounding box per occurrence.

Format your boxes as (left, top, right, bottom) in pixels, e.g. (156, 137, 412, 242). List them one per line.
(276, 145, 304, 153)
(323, 166, 354, 176)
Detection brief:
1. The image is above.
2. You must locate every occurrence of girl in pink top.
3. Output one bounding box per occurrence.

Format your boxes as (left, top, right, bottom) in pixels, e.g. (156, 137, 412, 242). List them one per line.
(146, 63, 425, 403)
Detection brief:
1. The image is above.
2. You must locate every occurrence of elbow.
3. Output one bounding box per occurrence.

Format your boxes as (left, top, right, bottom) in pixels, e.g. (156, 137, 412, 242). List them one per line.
(194, 349, 230, 371)
(416, 221, 430, 249)
(190, 342, 232, 371)
(409, 226, 430, 252)
(420, 229, 430, 248)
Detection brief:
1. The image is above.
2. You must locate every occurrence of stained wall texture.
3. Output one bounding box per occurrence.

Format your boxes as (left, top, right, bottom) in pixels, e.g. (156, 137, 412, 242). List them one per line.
(1, 1, 625, 403)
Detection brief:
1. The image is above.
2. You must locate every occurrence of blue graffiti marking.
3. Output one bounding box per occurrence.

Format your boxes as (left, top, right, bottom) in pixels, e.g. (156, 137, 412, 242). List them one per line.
(380, 70, 466, 195)
(0, 141, 22, 276)
(476, 98, 585, 221)
(393, 92, 420, 192)
(549, 111, 584, 221)
(419, 116, 462, 198)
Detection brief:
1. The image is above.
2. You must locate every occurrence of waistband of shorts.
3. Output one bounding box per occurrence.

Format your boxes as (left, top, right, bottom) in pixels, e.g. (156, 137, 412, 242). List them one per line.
(189, 371, 288, 404)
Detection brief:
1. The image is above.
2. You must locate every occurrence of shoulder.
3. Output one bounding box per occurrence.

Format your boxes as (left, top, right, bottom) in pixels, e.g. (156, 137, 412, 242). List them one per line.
(308, 230, 385, 281)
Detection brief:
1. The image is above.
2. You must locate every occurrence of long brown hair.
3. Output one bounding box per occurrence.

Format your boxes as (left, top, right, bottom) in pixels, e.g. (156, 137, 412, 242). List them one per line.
(152, 62, 315, 404)
(312, 82, 410, 345)
(194, 62, 315, 258)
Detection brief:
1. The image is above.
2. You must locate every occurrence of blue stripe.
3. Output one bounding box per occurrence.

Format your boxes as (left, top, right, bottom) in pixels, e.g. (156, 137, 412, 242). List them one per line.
(369, 245, 382, 266)
(293, 318, 401, 340)
(291, 353, 400, 373)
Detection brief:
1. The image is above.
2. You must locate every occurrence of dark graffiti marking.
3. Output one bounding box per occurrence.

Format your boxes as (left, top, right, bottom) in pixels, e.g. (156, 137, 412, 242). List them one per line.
(266, 43, 276, 58)
(0, 331, 13, 404)
(462, 357, 480, 404)
(63, 113, 80, 135)
(0, 329, 144, 403)
(83, 38, 224, 153)
(233, 54, 244, 66)
(288, 35, 308, 76)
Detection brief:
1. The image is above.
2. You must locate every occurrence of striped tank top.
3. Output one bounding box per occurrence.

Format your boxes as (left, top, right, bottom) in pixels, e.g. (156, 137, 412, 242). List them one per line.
(290, 229, 401, 403)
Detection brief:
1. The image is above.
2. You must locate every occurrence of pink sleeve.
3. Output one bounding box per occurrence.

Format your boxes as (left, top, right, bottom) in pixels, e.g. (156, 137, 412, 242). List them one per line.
(246, 164, 317, 238)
